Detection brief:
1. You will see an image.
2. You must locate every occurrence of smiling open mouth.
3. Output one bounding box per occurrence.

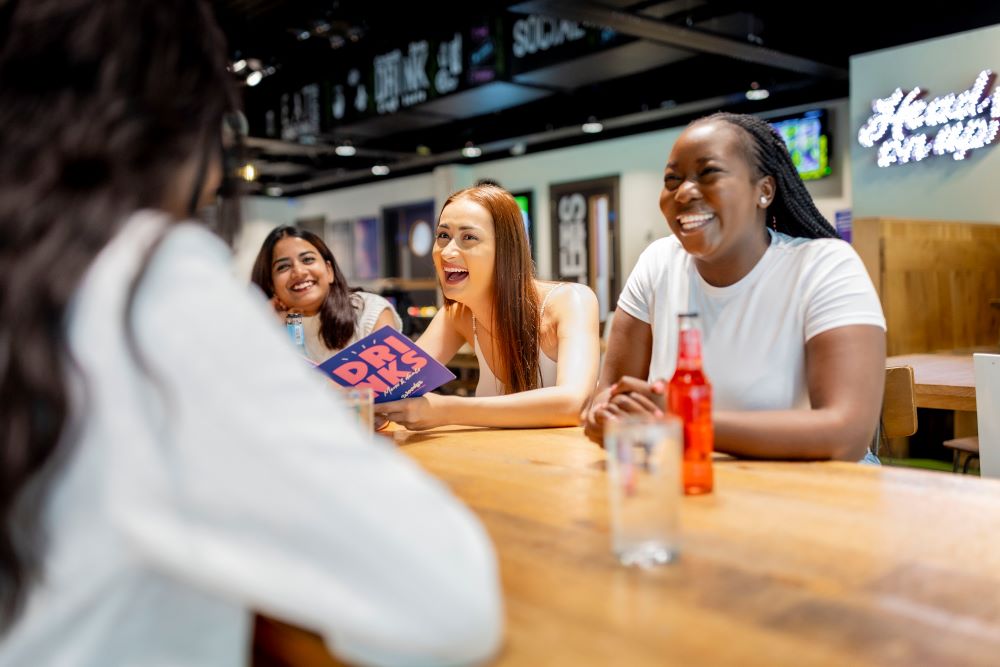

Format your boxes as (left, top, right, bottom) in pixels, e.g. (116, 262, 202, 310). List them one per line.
(290, 280, 317, 292)
(677, 213, 715, 232)
(443, 267, 469, 284)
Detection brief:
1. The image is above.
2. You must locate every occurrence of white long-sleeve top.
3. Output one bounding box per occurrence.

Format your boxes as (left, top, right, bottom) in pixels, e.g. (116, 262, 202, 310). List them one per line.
(0, 212, 503, 667)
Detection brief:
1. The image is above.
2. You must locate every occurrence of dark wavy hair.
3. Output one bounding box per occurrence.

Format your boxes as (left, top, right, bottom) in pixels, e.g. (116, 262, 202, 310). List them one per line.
(0, 0, 237, 627)
(440, 185, 541, 394)
(693, 112, 838, 239)
(250, 226, 359, 350)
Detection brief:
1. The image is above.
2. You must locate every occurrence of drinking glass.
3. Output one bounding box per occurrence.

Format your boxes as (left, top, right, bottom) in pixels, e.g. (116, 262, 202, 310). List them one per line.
(605, 416, 682, 567)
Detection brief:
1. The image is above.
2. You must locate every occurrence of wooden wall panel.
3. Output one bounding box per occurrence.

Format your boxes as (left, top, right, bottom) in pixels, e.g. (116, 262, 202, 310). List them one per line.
(853, 218, 1000, 356)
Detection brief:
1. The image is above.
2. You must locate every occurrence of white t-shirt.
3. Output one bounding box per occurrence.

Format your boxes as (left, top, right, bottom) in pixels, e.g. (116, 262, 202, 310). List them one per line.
(617, 230, 886, 411)
(0, 212, 502, 667)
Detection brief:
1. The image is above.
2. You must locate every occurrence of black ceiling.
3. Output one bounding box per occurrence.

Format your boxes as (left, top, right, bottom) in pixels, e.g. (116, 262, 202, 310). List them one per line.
(212, 0, 1000, 195)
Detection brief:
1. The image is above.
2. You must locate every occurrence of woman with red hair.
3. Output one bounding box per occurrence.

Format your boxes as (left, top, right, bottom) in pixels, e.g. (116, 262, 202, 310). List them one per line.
(377, 184, 600, 429)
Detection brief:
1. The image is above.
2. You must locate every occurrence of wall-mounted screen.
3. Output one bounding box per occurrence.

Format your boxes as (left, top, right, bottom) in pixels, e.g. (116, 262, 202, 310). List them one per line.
(769, 108, 831, 181)
(511, 191, 535, 258)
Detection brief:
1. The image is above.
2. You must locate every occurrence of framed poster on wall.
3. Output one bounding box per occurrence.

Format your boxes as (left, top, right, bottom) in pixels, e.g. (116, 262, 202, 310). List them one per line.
(296, 215, 325, 240)
(303, 216, 380, 281)
(326, 219, 356, 279)
(382, 201, 436, 279)
(549, 176, 620, 321)
(352, 217, 381, 281)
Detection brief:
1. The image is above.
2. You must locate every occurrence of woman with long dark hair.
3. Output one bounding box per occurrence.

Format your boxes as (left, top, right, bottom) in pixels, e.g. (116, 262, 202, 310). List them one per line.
(375, 184, 601, 429)
(0, 1, 501, 664)
(584, 112, 886, 460)
(250, 226, 400, 361)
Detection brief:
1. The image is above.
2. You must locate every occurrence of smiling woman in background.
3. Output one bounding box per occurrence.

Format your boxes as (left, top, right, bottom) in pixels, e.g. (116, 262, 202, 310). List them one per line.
(251, 226, 401, 362)
(584, 112, 886, 461)
(376, 184, 600, 429)
(0, 1, 501, 665)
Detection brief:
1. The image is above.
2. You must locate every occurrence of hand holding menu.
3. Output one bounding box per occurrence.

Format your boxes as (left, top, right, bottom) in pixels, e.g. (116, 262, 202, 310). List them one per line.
(315, 326, 455, 403)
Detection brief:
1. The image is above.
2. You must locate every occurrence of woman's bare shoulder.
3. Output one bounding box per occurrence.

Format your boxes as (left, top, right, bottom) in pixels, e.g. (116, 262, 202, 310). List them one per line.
(538, 281, 598, 330)
(542, 281, 597, 309)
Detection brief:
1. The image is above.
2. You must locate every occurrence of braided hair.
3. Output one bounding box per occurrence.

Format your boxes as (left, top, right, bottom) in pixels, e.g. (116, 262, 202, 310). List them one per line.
(694, 112, 837, 239)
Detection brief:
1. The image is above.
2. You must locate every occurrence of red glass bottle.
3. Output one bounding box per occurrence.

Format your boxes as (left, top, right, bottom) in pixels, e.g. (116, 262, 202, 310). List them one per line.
(668, 313, 714, 495)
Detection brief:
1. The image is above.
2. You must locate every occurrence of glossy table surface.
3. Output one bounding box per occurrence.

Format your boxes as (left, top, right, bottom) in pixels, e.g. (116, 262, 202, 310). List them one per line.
(256, 425, 1000, 666)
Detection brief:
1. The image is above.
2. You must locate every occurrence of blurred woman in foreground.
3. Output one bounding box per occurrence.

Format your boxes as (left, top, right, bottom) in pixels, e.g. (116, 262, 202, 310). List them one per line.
(0, 1, 501, 664)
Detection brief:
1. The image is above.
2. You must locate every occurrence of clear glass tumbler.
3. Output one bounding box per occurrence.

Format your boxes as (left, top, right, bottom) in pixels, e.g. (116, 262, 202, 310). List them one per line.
(605, 415, 682, 567)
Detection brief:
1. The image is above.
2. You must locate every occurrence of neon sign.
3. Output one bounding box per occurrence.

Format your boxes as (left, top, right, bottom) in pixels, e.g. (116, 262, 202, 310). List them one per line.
(857, 70, 1000, 167)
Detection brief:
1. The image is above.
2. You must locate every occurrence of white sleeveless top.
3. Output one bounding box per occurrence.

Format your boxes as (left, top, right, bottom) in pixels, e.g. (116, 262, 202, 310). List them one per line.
(472, 284, 564, 397)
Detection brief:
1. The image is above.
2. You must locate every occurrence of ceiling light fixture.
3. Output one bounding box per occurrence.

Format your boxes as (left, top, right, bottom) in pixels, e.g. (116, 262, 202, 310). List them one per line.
(510, 142, 527, 156)
(371, 165, 390, 176)
(246, 70, 264, 87)
(265, 186, 284, 197)
(335, 143, 357, 157)
(462, 143, 482, 158)
(581, 118, 604, 134)
(239, 163, 257, 182)
(746, 81, 769, 101)
(231, 59, 247, 73)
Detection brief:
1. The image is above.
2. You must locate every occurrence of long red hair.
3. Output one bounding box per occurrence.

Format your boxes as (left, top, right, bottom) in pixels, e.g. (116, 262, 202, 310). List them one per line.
(440, 185, 541, 394)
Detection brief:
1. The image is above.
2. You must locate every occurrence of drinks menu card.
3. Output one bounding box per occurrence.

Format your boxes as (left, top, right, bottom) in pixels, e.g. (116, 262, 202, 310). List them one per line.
(316, 326, 455, 404)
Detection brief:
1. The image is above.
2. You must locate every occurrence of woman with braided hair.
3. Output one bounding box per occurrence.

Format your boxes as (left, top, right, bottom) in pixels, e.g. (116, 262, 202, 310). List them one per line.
(584, 112, 886, 460)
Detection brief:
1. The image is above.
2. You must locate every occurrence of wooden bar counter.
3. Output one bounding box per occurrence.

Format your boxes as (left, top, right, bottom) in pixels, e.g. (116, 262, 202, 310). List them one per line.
(255, 426, 1000, 666)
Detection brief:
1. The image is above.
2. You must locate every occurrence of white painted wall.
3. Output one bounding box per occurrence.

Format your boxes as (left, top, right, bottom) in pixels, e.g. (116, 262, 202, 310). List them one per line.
(240, 98, 851, 282)
(464, 128, 687, 278)
(297, 172, 438, 221)
(235, 173, 436, 280)
(850, 23, 1000, 223)
(235, 196, 304, 281)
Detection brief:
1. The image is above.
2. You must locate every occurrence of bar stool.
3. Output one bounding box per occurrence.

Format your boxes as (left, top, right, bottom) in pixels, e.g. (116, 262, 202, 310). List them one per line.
(943, 436, 979, 473)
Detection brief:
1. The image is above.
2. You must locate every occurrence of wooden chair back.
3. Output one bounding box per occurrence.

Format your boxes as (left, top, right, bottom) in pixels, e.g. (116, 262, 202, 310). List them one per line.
(882, 365, 917, 440)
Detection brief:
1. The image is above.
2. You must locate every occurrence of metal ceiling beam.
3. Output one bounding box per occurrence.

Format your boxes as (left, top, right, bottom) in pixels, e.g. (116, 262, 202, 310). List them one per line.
(246, 136, 414, 161)
(257, 78, 830, 196)
(507, 0, 847, 80)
